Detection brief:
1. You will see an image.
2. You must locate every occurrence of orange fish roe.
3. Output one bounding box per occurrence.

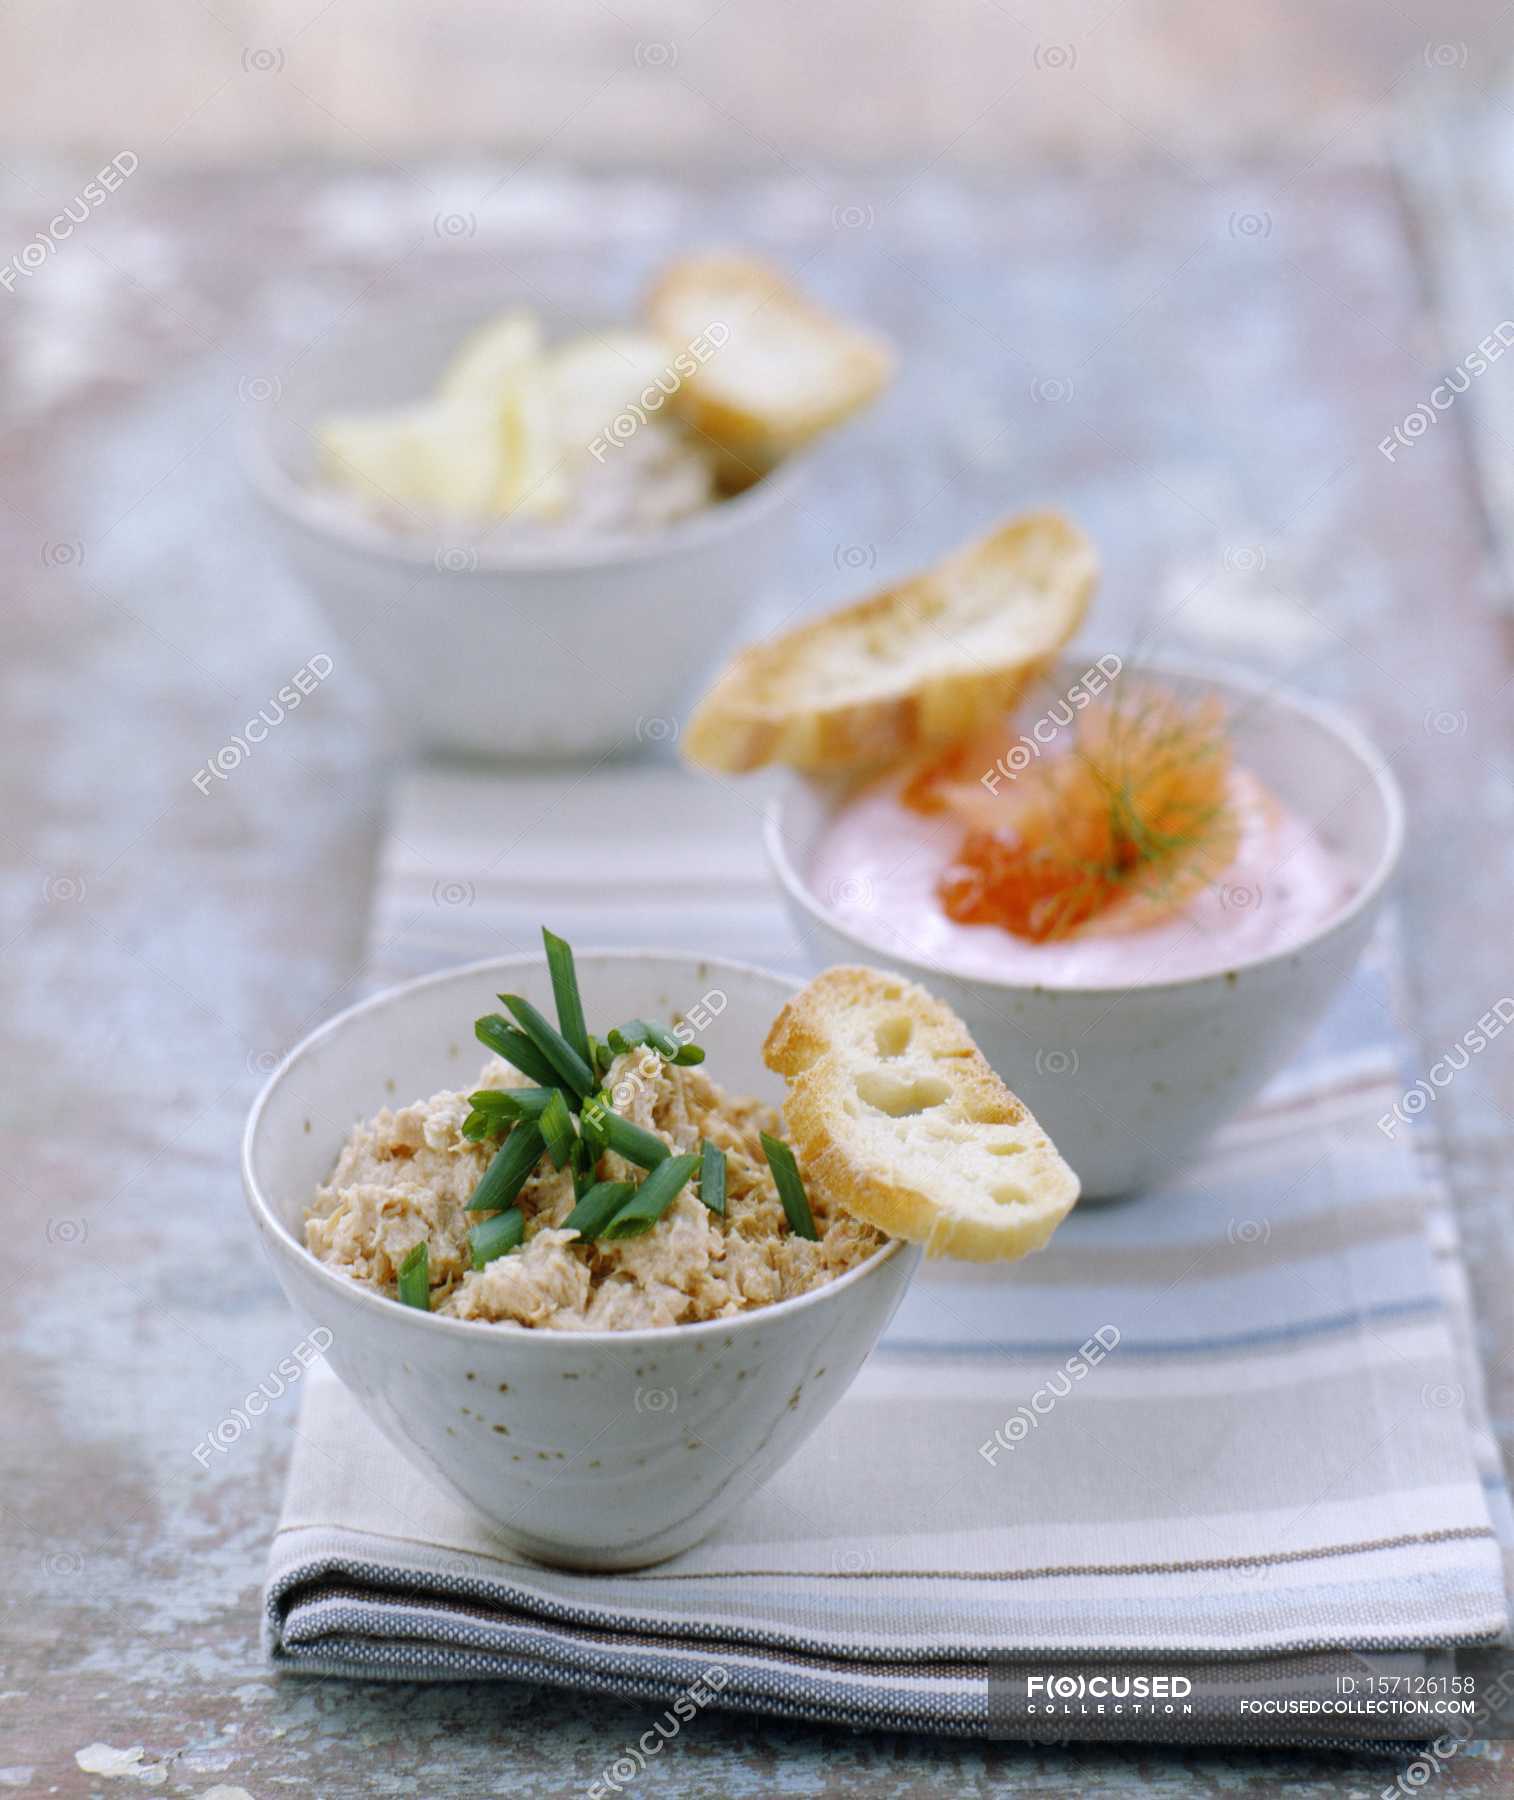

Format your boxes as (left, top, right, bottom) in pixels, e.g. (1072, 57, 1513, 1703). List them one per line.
(912, 686, 1240, 942)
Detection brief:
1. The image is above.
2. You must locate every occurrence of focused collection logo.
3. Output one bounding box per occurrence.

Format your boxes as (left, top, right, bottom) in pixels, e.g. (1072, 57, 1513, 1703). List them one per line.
(1024, 1672, 1194, 1715)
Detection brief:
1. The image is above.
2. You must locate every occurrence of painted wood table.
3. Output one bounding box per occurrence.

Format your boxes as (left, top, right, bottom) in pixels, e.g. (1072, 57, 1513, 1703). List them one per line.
(4, 156, 1513, 1796)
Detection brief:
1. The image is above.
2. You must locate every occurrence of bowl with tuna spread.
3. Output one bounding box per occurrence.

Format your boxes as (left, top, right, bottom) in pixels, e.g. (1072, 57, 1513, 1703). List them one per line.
(678, 510, 1403, 1198)
(245, 920, 1089, 1568)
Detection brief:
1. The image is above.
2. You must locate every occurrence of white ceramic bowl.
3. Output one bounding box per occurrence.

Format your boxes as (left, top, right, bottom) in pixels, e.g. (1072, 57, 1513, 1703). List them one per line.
(242, 950, 918, 1569)
(767, 660, 1404, 1200)
(240, 293, 805, 761)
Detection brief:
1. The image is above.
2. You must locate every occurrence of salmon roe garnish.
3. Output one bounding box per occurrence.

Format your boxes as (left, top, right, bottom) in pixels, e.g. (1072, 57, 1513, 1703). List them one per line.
(913, 686, 1239, 943)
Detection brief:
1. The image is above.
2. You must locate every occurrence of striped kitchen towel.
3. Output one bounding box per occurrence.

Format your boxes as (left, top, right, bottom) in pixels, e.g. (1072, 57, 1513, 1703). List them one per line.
(264, 763, 1512, 1745)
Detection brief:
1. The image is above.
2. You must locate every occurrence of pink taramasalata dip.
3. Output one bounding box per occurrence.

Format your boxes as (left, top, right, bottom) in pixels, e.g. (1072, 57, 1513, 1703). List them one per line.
(809, 768, 1359, 988)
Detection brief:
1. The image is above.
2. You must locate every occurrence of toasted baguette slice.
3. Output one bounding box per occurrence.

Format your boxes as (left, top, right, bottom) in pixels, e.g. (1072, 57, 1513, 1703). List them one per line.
(764, 966, 1079, 1261)
(683, 510, 1097, 774)
(644, 252, 893, 482)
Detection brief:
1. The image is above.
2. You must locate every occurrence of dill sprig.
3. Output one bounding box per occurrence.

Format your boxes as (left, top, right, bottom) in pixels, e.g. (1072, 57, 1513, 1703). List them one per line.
(937, 681, 1241, 941)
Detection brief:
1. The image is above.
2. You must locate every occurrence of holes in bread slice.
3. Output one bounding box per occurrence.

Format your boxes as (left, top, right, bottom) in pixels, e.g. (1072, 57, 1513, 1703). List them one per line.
(989, 1144, 1034, 1204)
(873, 1014, 914, 1058)
(853, 1068, 951, 1118)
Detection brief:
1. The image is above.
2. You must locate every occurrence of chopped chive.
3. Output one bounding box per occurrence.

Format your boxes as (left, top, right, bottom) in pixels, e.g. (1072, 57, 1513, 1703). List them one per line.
(469, 1207, 524, 1270)
(608, 1017, 703, 1066)
(761, 1133, 818, 1241)
(468, 1087, 518, 1112)
(539, 1088, 576, 1169)
(563, 1179, 636, 1239)
(641, 1020, 682, 1059)
(462, 1106, 500, 1142)
(466, 1122, 545, 1212)
(500, 994, 595, 1097)
(579, 1089, 609, 1157)
(582, 1094, 669, 1170)
(397, 1240, 430, 1309)
(475, 1015, 560, 1087)
(699, 1140, 727, 1217)
(463, 1085, 558, 1139)
(542, 927, 592, 1067)
(573, 1163, 597, 1200)
(602, 1153, 700, 1240)
(472, 1085, 559, 1118)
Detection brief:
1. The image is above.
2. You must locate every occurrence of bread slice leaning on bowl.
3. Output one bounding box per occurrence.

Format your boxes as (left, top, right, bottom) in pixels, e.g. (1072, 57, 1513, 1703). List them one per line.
(765, 966, 1079, 1260)
(645, 251, 894, 484)
(682, 509, 1098, 774)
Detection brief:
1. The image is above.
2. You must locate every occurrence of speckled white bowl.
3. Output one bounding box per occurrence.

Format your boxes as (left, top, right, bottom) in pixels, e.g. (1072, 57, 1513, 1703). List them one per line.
(240, 292, 805, 762)
(242, 950, 918, 1570)
(767, 661, 1404, 1200)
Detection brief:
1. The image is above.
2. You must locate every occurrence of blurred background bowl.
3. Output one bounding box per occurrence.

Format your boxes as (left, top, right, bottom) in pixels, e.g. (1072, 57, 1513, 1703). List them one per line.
(766, 659, 1405, 1199)
(241, 291, 807, 762)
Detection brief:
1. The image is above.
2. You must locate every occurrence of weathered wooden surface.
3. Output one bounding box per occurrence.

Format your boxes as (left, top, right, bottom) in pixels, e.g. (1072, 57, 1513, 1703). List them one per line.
(3, 158, 1513, 1795)
(5, 1, 1509, 169)
(1394, 79, 1514, 613)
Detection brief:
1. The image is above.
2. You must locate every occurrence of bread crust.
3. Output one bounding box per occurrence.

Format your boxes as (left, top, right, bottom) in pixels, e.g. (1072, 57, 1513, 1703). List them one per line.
(683, 510, 1098, 774)
(764, 966, 1079, 1261)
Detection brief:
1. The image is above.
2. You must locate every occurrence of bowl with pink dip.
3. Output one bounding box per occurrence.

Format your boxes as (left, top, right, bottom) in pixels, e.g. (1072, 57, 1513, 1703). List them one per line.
(766, 659, 1404, 1199)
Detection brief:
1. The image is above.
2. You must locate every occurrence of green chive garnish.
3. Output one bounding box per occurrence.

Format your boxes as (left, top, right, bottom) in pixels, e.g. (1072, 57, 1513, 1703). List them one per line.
(475, 1085, 559, 1117)
(469, 1087, 518, 1113)
(542, 927, 591, 1067)
(602, 1153, 700, 1240)
(500, 993, 595, 1097)
(395, 929, 835, 1321)
(397, 1240, 430, 1309)
(462, 1105, 503, 1142)
(579, 1091, 609, 1158)
(607, 1017, 704, 1066)
(463, 1085, 559, 1139)
(761, 1133, 818, 1240)
(539, 1088, 575, 1170)
(466, 1122, 545, 1212)
(475, 1015, 560, 1087)
(699, 1140, 726, 1216)
(641, 1020, 681, 1059)
(469, 1207, 524, 1270)
(563, 1179, 636, 1239)
(582, 1094, 669, 1170)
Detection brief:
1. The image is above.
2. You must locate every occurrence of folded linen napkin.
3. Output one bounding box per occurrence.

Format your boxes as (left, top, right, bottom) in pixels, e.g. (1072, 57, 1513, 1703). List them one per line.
(264, 766, 1512, 1745)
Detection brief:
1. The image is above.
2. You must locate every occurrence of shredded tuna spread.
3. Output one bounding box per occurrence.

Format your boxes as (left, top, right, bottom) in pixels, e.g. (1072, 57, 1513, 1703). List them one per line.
(305, 1050, 884, 1330)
